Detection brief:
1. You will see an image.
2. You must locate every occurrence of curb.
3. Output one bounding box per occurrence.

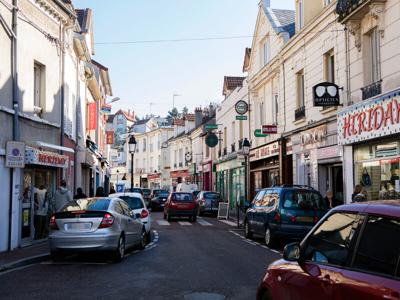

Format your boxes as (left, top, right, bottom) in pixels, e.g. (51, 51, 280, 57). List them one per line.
(0, 253, 50, 273)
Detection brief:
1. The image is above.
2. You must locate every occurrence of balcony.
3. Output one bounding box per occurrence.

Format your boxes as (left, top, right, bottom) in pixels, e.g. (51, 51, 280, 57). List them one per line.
(294, 106, 306, 121)
(231, 143, 236, 153)
(361, 80, 382, 100)
(336, 0, 386, 23)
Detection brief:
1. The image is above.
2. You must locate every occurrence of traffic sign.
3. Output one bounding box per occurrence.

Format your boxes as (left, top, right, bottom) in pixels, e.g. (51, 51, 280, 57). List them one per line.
(262, 125, 278, 135)
(254, 129, 268, 138)
(205, 133, 218, 148)
(205, 124, 218, 130)
(235, 100, 249, 115)
(236, 115, 247, 121)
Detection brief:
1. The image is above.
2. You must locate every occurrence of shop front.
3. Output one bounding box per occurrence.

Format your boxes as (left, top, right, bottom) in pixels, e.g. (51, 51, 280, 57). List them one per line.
(148, 173, 161, 189)
(170, 169, 189, 190)
(202, 161, 212, 191)
(249, 141, 280, 200)
(338, 89, 400, 202)
(21, 146, 69, 245)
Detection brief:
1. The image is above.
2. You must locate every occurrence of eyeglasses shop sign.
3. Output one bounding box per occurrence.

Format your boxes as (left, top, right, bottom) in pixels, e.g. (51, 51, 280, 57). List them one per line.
(313, 82, 340, 106)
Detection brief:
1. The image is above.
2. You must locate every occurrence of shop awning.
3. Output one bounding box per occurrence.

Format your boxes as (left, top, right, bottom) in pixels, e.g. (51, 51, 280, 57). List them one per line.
(28, 141, 74, 153)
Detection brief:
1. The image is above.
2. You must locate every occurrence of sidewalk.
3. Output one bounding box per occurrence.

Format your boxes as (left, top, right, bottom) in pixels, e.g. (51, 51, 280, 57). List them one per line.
(0, 241, 50, 272)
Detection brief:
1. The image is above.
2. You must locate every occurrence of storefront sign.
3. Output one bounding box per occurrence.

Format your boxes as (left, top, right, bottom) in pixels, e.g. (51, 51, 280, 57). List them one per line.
(250, 142, 279, 162)
(87, 102, 97, 130)
(286, 138, 293, 155)
(170, 170, 189, 179)
(205, 134, 218, 148)
(317, 145, 342, 160)
(101, 104, 112, 114)
(262, 125, 278, 135)
(300, 125, 327, 146)
(148, 173, 160, 180)
(254, 129, 268, 138)
(235, 100, 249, 115)
(106, 131, 114, 145)
(338, 89, 400, 145)
(25, 147, 69, 168)
(236, 115, 247, 121)
(189, 163, 196, 175)
(313, 82, 340, 106)
(5, 141, 25, 168)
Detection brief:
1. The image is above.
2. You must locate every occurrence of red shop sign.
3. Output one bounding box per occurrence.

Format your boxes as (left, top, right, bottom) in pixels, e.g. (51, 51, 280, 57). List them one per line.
(87, 103, 97, 131)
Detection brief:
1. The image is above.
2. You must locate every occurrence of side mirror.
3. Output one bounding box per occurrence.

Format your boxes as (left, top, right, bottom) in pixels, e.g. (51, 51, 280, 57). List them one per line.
(283, 242, 301, 262)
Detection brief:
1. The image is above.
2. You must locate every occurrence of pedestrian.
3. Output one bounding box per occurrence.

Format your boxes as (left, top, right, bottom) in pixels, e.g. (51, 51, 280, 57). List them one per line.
(95, 186, 105, 197)
(73, 187, 87, 200)
(34, 185, 48, 239)
(353, 187, 368, 202)
(54, 180, 73, 212)
(351, 184, 363, 202)
(324, 190, 336, 209)
(109, 184, 116, 194)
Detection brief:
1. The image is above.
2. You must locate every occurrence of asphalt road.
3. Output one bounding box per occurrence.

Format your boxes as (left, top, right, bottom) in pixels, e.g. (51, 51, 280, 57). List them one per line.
(0, 212, 281, 300)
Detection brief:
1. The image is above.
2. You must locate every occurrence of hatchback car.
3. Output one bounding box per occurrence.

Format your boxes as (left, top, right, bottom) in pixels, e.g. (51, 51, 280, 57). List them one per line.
(142, 188, 151, 205)
(257, 200, 400, 300)
(150, 190, 170, 211)
(164, 192, 197, 222)
(196, 191, 223, 215)
(245, 186, 327, 246)
(110, 192, 151, 242)
(49, 197, 147, 262)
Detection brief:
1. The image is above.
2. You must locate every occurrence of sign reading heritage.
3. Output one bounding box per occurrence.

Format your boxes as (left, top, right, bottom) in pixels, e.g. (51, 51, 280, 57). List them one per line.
(337, 89, 400, 145)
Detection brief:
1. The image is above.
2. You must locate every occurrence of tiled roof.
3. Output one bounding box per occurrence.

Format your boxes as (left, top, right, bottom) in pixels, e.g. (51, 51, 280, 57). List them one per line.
(184, 114, 195, 121)
(173, 119, 185, 126)
(225, 76, 245, 90)
(115, 109, 135, 122)
(264, 7, 295, 38)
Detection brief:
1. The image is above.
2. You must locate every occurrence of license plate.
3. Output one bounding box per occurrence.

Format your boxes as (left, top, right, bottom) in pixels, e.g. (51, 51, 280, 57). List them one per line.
(66, 223, 92, 230)
(296, 216, 313, 223)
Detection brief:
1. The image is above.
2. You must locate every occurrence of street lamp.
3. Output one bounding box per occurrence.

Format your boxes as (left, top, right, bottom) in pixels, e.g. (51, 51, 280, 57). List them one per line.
(128, 135, 137, 191)
(239, 138, 251, 229)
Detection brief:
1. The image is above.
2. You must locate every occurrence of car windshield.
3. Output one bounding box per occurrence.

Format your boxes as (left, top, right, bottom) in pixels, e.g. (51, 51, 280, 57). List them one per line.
(142, 189, 151, 195)
(131, 188, 142, 193)
(204, 192, 221, 199)
(283, 190, 326, 210)
(173, 193, 193, 202)
(61, 198, 110, 212)
(118, 196, 144, 210)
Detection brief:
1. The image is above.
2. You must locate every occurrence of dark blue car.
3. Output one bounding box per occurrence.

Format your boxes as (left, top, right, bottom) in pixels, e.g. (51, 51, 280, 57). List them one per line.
(244, 185, 328, 247)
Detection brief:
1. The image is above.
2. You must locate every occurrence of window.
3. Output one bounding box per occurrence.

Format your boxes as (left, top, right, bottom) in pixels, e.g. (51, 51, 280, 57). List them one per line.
(259, 102, 265, 126)
(273, 94, 279, 124)
(224, 127, 227, 148)
(34, 62, 45, 116)
(263, 39, 270, 65)
(297, 0, 304, 30)
(143, 139, 147, 152)
(369, 28, 380, 84)
(206, 145, 210, 158)
(150, 143, 154, 152)
(353, 216, 400, 277)
(119, 196, 144, 210)
(61, 199, 110, 211)
(172, 193, 193, 202)
(283, 190, 326, 210)
(119, 201, 131, 216)
(304, 213, 364, 267)
(231, 121, 235, 145)
(324, 50, 335, 83)
(296, 70, 305, 108)
(253, 190, 266, 204)
(324, 0, 332, 6)
(114, 202, 124, 215)
(239, 120, 243, 140)
(254, 190, 278, 207)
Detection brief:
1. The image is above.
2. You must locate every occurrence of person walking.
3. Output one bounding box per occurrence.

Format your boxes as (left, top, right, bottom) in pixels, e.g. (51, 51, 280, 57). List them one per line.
(95, 186, 105, 197)
(34, 185, 48, 239)
(54, 180, 73, 212)
(352, 184, 363, 202)
(73, 187, 87, 200)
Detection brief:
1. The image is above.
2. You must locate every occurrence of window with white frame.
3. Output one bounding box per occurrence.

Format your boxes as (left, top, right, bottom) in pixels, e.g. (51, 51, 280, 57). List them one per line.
(259, 102, 265, 126)
(296, 70, 305, 108)
(263, 38, 270, 65)
(366, 28, 381, 84)
(33, 62, 45, 116)
(273, 94, 279, 124)
(324, 49, 335, 83)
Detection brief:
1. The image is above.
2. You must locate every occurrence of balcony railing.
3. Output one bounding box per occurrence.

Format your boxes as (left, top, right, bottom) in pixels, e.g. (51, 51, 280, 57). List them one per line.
(231, 143, 236, 153)
(361, 80, 382, 100)
(295, 106, 306, 121)
(336, 0, 385, 22)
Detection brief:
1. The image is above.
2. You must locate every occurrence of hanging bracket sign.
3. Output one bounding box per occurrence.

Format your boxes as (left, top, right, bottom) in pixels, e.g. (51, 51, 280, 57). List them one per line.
(313, 82, 340, 106)
(235, 100, 249, 115)
(262, 125, 278, 135)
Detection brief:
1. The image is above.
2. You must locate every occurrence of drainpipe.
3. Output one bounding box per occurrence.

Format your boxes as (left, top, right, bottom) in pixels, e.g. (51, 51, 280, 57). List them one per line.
(74, 55, 80, 194)
(9, 0, 19, 251)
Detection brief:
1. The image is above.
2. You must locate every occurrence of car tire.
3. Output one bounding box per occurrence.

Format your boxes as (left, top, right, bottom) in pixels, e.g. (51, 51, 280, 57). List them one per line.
(139, 228, 146, 250)
(244, 220, 253, 239)
(264, 227, 275, 247)
(112, 234, 125, 263)
(50, 250, 64, 262)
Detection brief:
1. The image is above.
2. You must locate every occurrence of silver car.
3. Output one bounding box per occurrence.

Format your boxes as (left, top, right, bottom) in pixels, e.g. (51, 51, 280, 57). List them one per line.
(49, 197, 146, 262)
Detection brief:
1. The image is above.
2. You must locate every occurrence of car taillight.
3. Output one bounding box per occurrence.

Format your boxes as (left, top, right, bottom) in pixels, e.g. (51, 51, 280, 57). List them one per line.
(99, 213, 114, 228)
(49, 215, 59, 230)
(274, 213, 281, 223)
(140, 209, 149, 219)
(291, 216, 296, 223)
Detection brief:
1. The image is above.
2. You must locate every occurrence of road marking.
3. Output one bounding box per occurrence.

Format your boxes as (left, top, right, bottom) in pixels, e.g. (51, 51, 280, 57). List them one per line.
(219, 220, 237, 227)
(157, 220, 170, 226)
(197, 219, 212, 226)
(178, 221, 192, 226)
(228, 230, 282, 254)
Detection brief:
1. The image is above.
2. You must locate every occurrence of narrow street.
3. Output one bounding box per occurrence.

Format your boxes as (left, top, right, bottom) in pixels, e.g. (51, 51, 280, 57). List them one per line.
(0, 213, 280, 300)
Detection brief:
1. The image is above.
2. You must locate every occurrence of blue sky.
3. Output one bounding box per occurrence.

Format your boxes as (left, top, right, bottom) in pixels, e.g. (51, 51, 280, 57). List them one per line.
(73, 0, 295, 118)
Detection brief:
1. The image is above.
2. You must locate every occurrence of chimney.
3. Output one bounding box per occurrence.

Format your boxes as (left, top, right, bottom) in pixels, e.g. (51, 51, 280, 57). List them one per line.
(195, 107, 203, 127)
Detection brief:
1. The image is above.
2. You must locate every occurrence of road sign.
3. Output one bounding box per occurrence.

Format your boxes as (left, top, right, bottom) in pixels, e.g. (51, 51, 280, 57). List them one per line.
(205, 133, 218, 148)
(235, 100, 249, 115)
(254, 129, 268, 138)
(236, 115, 247, 121)
(205, 124, 218, 130)
(262, 125, 278, 135)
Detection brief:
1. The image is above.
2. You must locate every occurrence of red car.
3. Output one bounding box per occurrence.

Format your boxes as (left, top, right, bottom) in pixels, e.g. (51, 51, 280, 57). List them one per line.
(257, 200, 400, 300)
(163, 192, 197, 222)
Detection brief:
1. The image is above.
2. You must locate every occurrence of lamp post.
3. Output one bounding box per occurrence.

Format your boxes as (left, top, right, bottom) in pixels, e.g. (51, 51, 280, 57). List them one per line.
(240, 138, 251, 229)
(116, 169, 119, 187)
(128, 135, 137, 192)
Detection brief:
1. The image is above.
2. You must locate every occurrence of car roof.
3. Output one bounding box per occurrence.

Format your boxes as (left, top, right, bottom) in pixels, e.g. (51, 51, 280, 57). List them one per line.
(110, 192, 143, 199)
(331, 200, 400, 219)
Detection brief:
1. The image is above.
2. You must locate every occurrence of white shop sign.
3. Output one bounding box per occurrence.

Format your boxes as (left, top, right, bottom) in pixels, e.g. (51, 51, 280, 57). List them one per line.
(5, 141, 25, 168)
(25, 146, 69, 168)
(337, 89, 400, 145)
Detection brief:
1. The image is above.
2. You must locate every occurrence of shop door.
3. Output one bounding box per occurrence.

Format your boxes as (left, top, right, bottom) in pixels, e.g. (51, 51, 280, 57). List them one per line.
(332, 166, 344, 205)
(21, 171, 34, 244)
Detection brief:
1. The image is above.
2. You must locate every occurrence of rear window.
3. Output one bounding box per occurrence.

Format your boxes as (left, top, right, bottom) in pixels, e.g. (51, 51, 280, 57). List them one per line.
(143, 189, 151, 195)
(61, 198, 110, 212)
(157, 192, 169, 197)
(204, 192, 221, 199)
(118, 196, 144, 210)
(172, 193, 193, 202)
(283, 190, 325, 210)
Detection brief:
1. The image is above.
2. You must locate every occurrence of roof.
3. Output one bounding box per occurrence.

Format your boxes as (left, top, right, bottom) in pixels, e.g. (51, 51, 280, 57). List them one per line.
(184, 114, 195, 121)
(173, 119, 185, 126)
(106, 114, 115, 123)
(243, 48, 252, 72)
(75, 8, 91, 33)
(134, 118, 151, 125)
(333, 200, 400, 219)
(115, 109, 135, 122)
(223, 76, 246, 96)
(264, 7, 295, 38)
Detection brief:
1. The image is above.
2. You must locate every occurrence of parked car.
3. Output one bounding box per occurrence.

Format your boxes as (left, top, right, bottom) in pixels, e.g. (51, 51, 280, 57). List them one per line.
(150, 190, 170, 211)
(110, 192, 151, 242)
(128, 187, 143, 195)
(142, 188, 151, 205)
(49, 197, 147, 262)
(256, 200, 400, 300)
(192, 190, 200, 199)
(164, 192, 197, 222)
(196, 191, 222, 215)
(150, 189, 165, 199)
(244, 185, 327, 247)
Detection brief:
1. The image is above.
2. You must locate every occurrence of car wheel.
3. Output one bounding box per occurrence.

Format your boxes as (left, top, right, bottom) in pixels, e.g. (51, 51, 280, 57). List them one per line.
(244, 220, 253, 239)
(113, 235, 125, 263)
(264, 227, 274, 247)
(139, 228, 146, 250)
(50, 250, 64, 262)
